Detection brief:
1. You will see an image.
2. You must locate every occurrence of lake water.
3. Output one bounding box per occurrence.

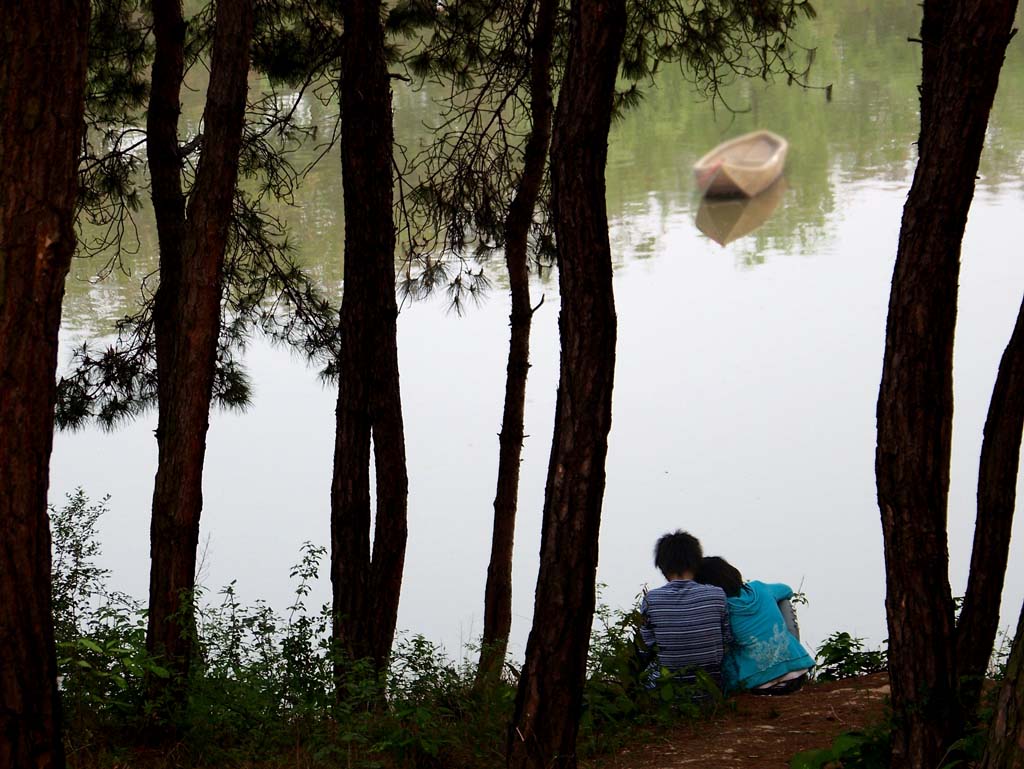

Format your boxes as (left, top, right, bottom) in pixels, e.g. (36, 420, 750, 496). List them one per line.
(52, 1, 1024, 662)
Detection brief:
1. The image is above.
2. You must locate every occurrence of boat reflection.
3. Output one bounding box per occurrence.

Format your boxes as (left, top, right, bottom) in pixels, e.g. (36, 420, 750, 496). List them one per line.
(695, 179, 788, 246)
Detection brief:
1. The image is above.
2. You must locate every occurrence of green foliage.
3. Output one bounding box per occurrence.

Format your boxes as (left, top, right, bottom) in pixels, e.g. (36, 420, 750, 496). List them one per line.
(251, 0, 341, 86)
(579, 595, 727, 756)
(789, 726, 890, 769)
(55, 318, 158, 431)
(814, 632, 888, 682)
(58, 604, 171, 730)
(49, 491, 510, 767)
(937, 730, 990, 769)
(51, 492, 721, 768)
(793, 624, 1016, 769)
(50, 491, 172, 744)
(62, 0, 344, 431)
(619, 0, 818, 102)
(222, 187, 342, 381)
(78, 0, 151, 264)
(86, 0, 150, 123)
(50, 489, 112, 645)
(394, 0, 556, 312)
(988, 627, 1013, 680)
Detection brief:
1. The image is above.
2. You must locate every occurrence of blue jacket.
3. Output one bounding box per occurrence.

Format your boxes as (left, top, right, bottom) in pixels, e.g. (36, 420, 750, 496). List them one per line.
(723, 581, 814, 691)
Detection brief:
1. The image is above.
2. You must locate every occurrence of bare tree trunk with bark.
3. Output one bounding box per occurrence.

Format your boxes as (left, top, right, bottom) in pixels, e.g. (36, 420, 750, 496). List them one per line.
(958, 290, 1024, 716)
(331, 0, 409, 677)
(478, 0, 559, 685)
(506, 0, 625, 765)
(0, 1, 89, 766)
(875, 1, 1018, 766)
(146, 0, 254, 708)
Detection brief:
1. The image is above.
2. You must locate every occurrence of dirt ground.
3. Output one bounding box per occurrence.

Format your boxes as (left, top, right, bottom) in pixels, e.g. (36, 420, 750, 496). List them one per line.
(590, 673, 890, 769)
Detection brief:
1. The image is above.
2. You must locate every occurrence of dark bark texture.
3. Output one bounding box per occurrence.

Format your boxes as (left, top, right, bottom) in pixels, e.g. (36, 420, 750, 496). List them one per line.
(958, 290, 1024, 715)
(979, 597, 1024, 769)
(330, 0, 409, 675)
(506, 0, 625, 765)
(0, 1, 89, 766)
(875, 1, 1018, 766)
(146, 0, 254, 697)
(478, 0, 558, 684)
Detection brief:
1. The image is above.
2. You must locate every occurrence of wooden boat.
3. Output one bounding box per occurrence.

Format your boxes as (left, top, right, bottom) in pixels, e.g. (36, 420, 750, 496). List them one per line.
(696, 178, 787, 245)
(693, 130, 788, 198)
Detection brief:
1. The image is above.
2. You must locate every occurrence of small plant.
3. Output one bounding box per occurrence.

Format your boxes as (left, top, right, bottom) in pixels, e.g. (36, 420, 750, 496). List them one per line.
(579, 594, 724, 756)
(50, 490, 170, 745)
(814, 632, 888, 682)
(50, 488, 112, 645)
(789, 726, 890, 769)
(988, 627, 1013, 680)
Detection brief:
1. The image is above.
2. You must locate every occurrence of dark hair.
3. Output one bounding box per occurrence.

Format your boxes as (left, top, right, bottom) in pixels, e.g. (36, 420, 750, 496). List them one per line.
(653, 531, 702, 579)
(696, 556, 744, 598)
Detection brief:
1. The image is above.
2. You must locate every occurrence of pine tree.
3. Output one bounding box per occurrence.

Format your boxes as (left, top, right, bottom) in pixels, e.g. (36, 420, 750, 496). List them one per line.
(0, 1, 90, 765)
(875, 0, 1020, 765)
(144, 0, 256, 715)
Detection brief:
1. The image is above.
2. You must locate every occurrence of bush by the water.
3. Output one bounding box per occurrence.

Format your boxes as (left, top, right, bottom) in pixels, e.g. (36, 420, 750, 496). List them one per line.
(813, 631, 888, 682)
(51, 490, 722, 768)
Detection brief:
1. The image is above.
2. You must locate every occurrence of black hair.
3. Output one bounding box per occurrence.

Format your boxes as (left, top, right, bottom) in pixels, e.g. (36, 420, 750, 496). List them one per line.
(653, 530, 703, 579)
(696, 556, 744, 598)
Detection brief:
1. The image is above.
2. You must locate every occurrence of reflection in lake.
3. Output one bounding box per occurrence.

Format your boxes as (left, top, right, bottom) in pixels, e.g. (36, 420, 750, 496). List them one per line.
(696, 180, 788, 246)
(52, 1, 1024, 662)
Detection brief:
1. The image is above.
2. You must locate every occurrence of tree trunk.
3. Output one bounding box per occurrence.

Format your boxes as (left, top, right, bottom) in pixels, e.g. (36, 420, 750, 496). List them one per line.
(979, 597, 1024, 769)
(331, 0, 409, 677)
(146, 0, 254, 705)
(958, 290, 1024, 716)
(477, 0, 558, 685)
(0, 1, 89, 766)
(506, 0, 625, 765)
(875, 2, 1018, 766)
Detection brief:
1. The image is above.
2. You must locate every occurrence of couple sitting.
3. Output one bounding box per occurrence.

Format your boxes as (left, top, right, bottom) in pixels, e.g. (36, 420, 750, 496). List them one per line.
(639, 530, 813, 695)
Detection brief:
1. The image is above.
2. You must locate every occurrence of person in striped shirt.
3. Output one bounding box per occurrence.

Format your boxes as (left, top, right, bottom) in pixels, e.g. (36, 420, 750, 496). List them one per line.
(640, 530, 732, 689)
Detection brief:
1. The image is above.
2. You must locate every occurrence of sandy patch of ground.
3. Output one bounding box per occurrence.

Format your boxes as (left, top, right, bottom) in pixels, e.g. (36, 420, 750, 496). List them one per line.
(591, 673, 890, 769)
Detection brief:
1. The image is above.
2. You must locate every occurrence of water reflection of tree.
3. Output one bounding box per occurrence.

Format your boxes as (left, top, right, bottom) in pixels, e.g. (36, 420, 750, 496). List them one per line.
(61, 0, 1024, 326)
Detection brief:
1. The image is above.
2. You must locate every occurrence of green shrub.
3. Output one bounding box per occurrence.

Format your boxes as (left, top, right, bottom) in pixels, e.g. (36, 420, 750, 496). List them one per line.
(789, 726, 890, 769)
(579, 596, 725, 756)
(49, 492, 717, 768)
(814, 632, 888, 682)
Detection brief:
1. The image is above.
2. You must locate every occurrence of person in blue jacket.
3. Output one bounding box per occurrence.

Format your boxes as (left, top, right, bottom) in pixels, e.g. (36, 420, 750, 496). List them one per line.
(695, 556, 814, 695)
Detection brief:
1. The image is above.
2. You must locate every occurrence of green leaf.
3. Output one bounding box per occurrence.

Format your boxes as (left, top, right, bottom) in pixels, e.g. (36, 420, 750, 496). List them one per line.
(831, 732, 868, 753)
(78, 638, 103, 654)
(788, 748, 832, 769)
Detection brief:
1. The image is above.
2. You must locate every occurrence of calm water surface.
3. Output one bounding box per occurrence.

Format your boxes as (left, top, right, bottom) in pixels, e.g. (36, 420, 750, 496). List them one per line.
(53, 1, 1024, 660)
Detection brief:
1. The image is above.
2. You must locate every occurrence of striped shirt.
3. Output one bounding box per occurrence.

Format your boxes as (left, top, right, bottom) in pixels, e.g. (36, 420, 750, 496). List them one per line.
(640, 579, 732, 686)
